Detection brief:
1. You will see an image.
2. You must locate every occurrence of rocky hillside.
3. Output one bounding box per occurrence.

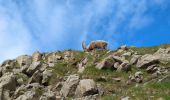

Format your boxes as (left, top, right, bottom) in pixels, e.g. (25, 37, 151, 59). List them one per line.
(0, 44, 170, 100)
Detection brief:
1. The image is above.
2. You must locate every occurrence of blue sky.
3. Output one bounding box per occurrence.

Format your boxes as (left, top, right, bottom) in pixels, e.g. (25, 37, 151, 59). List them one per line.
(0, 0, 170, 62)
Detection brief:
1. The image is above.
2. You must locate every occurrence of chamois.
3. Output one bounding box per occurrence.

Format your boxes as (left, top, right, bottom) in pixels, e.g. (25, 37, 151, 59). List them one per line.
(82, 40, 108, 52)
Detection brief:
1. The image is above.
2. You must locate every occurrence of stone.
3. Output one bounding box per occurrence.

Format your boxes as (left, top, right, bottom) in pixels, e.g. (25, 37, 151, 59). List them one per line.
(28, 70, 42, 84)
(121, 96, 130, 100)
(153, 48, 170, 61)
(136, 54, 159, 68)
(122, 52, 132, 56)
(96, 55, 115, 70)
(32, 51, 42, 62)
(112, 56, 125, 64)
(42, 70, 52, 85)
(15, 90, 39, 100)
(26, 61, 41, 75)
(39, 90, 56, 100)
(78, 58, 88, 73)
(130, 55, 141, 65)
(75, 79, 98, 97)
(112, 77, 121, 82)
(0, 73, 16, 91)
(60, 74, 79, 97)
(118, 45, 129, 51)
(113, 62, 120, 69)
(146, 65, 158, 73)
(117, 60, 131, 72)
(16, 55, 32, 67)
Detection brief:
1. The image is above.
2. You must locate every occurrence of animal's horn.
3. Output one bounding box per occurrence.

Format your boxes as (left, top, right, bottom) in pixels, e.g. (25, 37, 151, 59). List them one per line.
(82, 41, 87, 51)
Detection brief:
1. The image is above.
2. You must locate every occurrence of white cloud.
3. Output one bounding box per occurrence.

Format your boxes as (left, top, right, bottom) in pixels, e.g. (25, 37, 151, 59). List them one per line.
(0, 0, 168, 62)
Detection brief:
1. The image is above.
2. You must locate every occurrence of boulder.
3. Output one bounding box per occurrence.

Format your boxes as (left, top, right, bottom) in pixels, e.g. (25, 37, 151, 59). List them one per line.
(117, 60, 131, 72)
(78, 58, 88, 73)
(60, 74, 79, 97)
(28, 70, 42, 84)
(146, 65, 158, 73)
(26, 61, 41, 75)
(16, 55, 32, 67)
(0, 73, 16, 91)
(75, 79, 98, 97)
(96, 55, 115, 70)
(136, 54, 159, 68)
(39, 90, 56, 100)
(15, 90, 39, 100)
(112, 56, 125, 64)
(130, 55, 141, 65)
(153, 48, 170, 61)
(48, 53, 62, 67)
(42, 70, 52, 85)
(32, 51, 42, 62)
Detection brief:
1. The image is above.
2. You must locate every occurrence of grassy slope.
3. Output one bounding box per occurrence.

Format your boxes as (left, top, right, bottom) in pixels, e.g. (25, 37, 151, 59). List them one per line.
(48, 44, 170, 100)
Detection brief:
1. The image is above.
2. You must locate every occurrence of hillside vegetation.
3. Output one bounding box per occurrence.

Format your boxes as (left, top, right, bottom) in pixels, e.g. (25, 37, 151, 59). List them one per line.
(0, 44, 170, 100)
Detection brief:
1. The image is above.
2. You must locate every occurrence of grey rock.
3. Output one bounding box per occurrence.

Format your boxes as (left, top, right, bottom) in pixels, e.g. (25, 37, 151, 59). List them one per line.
(75, 79, 98, 97)
(117, 60, 131, 72)
(130, 55, 141, 65)
(39, 90, 56, 100)
(32, 51, 42, 62)
(26, 61, 41, 75)
(15, 90, 39, 100)
(16, 55, 32, 67)
(136, 54, 159, 68)
(96, 55, 115, 70)
(28, 70, 42, 84)
(0, 73, 16, 91)
(153, 48, 170, 61)
(42, 70, 52, 85)
(60, 74, 79, 97)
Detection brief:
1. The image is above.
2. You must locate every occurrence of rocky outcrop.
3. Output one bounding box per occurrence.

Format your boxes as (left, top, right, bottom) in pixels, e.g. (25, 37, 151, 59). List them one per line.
(0, 45, 169, 99)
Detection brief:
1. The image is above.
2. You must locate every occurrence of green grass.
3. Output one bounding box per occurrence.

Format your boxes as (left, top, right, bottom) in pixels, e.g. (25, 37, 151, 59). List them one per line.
(131, 44, 170, 55)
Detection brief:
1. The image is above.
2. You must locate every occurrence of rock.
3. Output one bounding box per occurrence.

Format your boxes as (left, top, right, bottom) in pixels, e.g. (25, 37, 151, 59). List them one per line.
(75, 79, 98, 97)
(136, 54, 159, 68)
(118, 45, 129, 51)
(78, 58, 88, 73)
(146, 65, 158, 73)
(42, 70, 52, 85)
(130, 55, 141, 65)
(16, 55, 32, 67)
(39, 90, 56, 100)
(0, 88, 11, 100)
(60, 74, 80, 97)
(0, 73, 16, 91)
(47, 53, 62, 67)
(134, 71, 143, 83)
(129, 72, 143, 83)
(117, 60, 131, 72)
(113, 62, 120, 69)
(15, 90, 39, 100)
(153, 48, 170, 61)
(122, 52, 132, 56)
(112, 56, 125, 64)
(26, 61, 41, 75)
(28, 70, 42, 84)
(121, 96, 130, 100)
(32, 51, 42, 62)
(0, 60, 19, 75)
(112, 77, 121, 82)
(96, 55, 115, 70)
